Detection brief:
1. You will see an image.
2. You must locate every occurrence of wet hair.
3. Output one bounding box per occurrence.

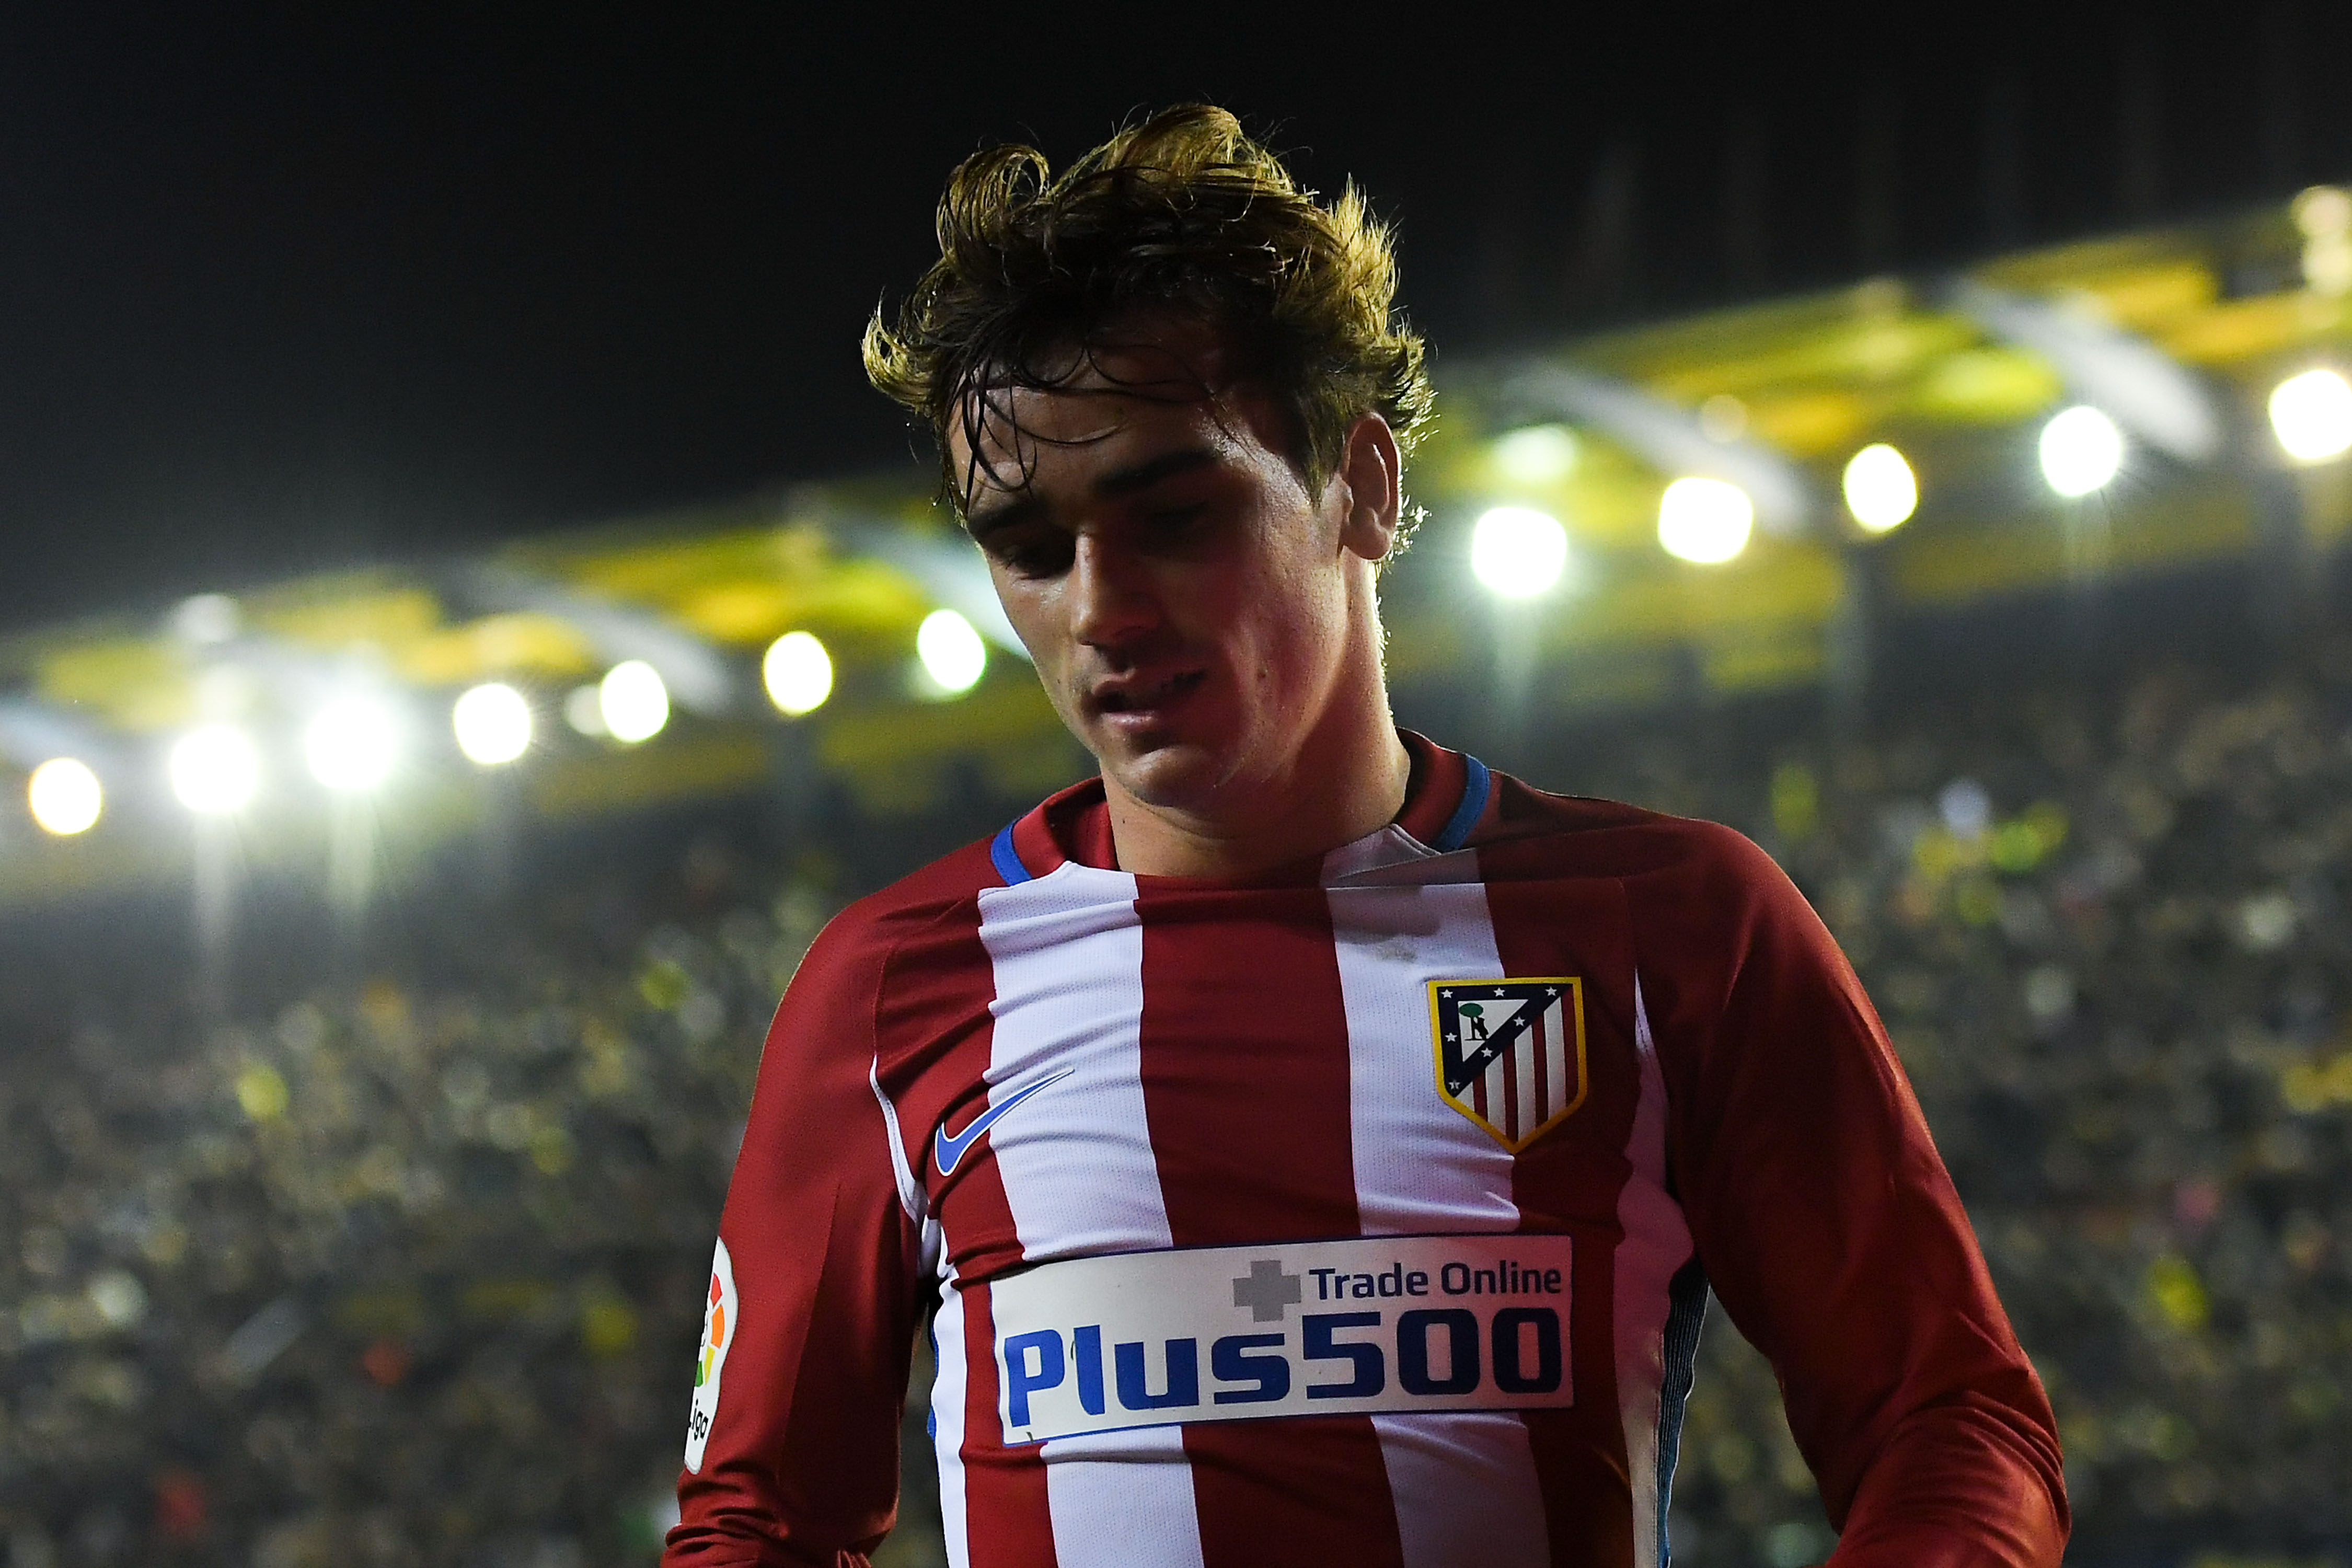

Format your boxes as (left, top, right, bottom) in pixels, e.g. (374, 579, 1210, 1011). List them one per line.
(862, 105, 1434, 554)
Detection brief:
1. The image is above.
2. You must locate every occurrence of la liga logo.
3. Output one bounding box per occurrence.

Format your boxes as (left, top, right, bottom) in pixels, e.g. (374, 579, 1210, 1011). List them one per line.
(684, 1239, 737, 1472)
(697, 1273, 729, 1388)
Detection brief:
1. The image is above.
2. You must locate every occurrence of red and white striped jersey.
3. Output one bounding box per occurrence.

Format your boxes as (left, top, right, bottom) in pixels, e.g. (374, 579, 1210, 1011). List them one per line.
(666, 736, 2068, 1568)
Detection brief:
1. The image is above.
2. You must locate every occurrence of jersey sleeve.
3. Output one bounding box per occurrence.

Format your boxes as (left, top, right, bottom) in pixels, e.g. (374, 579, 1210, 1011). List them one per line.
(664, 912, 927, 1568)
(1631, 824, 2069, 1568)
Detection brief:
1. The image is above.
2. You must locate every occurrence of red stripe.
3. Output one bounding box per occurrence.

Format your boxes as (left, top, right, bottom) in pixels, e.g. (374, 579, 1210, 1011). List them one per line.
(960, 1279, 1059, 1568)
(874, 886, 1058, 1568)
(1133, 883, 1404, 1568)
(1478, 863, 1646, 1567)
(1521, 1410, 1634, 1568)
(1011, 778, 1121, 875)
(1394, 731, 1470, 845)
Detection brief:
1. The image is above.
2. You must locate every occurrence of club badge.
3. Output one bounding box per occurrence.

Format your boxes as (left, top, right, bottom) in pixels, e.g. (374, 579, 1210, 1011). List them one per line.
(1427, 977, 1587, 1151)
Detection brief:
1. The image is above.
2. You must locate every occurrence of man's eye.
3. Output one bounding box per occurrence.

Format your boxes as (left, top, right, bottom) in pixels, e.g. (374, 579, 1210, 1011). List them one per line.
(990, 535, 1074, 577)
(1142, 504, 1208, 535)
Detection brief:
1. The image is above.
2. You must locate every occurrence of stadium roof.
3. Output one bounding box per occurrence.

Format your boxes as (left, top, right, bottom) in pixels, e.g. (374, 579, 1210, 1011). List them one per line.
(4, 189, 2348, 902)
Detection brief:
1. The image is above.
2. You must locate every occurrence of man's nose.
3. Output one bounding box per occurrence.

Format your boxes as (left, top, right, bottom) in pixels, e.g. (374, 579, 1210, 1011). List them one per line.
(1068, 534, 1159, 647)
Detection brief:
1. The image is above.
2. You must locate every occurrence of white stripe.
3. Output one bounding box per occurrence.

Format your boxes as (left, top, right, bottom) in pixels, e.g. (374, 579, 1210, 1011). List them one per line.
(1042, 1427, 1205, 1568)
(977, 864, 1171, 1258)
(1327, 872, 1548, 1568)
(1543, 1001, 1571, 1124)
(1512, 1022, 1537, 1140)
(1613, 978, 1695, 1568)
(1375, 1412, 1552, 1568)
(931, 1263, 971, 1568)
(976, 862, 1202, 1566)
(1482, 1051, 1512, 1142)
(1327, 876, 1520, 1234)
(870, 1055, 925, 1223)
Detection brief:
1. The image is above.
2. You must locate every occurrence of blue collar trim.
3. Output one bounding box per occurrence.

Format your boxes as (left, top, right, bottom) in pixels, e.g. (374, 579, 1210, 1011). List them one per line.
(989, 822, 1033, 886)
(1431, 753, 1492, 853)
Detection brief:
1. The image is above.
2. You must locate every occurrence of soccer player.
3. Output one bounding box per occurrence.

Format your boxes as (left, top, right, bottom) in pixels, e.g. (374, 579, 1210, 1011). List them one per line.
(665, 106, 2068, 1567)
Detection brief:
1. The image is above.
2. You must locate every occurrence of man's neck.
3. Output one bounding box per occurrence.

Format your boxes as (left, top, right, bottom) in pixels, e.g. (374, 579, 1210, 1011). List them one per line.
(1100, 709, 1412, 880)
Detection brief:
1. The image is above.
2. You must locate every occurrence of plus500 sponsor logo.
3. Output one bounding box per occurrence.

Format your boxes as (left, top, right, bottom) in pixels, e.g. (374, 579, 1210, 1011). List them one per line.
(988, 1235, 1574, 1443)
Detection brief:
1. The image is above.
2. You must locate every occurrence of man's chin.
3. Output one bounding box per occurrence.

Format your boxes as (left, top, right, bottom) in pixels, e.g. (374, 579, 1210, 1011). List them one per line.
(1094, 734, 1230, 813)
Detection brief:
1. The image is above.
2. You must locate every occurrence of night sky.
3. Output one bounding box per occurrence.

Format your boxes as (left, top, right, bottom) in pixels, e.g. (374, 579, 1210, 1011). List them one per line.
(4, 1, 2346, 634)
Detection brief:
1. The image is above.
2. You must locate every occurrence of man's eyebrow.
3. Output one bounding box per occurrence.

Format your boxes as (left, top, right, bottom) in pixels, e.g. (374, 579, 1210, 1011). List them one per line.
(964, 447, 1222, 539)
(964, 493, 1042, 541)
(1092, 447, 1220, 498)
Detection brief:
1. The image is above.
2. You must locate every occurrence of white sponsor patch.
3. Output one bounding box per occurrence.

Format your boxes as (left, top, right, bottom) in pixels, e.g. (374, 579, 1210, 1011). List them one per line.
(684, 1239, 737, 1473)
(989, 1233, 1574, 1444)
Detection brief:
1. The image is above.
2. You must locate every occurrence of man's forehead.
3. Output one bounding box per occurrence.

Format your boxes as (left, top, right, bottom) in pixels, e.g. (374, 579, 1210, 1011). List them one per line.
(961, 327, 1232, 434)
(961, 377, 1225, 464)
(951, 336, 1273, 513)
(954, 395, 1235, 525)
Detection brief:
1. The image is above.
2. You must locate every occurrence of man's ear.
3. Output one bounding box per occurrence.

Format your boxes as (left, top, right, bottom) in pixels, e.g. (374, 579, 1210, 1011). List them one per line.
(1334, 413, 1402, 564)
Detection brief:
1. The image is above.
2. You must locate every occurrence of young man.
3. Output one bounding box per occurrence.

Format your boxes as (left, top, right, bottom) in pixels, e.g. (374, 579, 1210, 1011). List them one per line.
(665, 107, 2067, 1568)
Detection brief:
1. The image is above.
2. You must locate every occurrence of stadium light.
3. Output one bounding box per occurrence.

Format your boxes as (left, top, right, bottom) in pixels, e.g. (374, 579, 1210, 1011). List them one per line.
(1841, 443, 1919, 533)
(1698, 395, 1748, 443)
(2296, 186, 2352, 296)
(599, 661, 670, 743)
(172, 593, 241, 646)
(1657, 477, 1754, 564)
(2038, 406, 2124, 498)
(169, 725, 260, 815)
(917, 610, 987, 695)
(2268, 368, 2352, 464)
(452, 683, 533, 765)
(27, 757, 102, 836)
(763, 631, 834, 717)
(1471, 506, 1570, 597)
(305, 698, 400, 792)
(1491, 424, 1578, 487)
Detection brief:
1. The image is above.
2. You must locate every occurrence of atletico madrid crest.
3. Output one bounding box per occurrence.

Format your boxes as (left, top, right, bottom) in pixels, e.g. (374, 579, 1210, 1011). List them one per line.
(1427, 977, 1588, 1152)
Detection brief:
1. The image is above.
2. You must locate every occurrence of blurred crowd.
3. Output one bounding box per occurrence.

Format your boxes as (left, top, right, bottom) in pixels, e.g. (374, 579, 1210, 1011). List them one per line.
(5, 633, 2351, 1567)
(1554, 636, 2352, 1568)
(1, 838, 846, 1567)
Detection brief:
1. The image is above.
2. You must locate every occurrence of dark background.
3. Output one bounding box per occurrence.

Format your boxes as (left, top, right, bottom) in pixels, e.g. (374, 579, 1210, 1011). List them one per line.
(4, 0, 2348, 633)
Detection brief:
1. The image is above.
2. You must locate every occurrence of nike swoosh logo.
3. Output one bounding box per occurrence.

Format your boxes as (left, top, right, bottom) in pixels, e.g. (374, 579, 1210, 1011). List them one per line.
(934, 1068, 1073, 1176)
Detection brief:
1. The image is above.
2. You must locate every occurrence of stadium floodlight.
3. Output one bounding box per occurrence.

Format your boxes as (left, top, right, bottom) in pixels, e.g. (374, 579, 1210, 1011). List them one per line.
(1841, 443, 1919, 533)
(1657, 477, 1754, 564)
(2297, 185, 2352, 239)
(172, 593, 241, 646)
(1698, 395, 1748, 443)
(917, 610, 987, 695)
(2037, 405, 2124, 498)
(27, 757, 102, 836)
(1471, 506, 1570, 598)
(598, 661, 670, 743)
(1491, 424, 1578, 487)
(2268, 368, 2352, 464)
(763, 631, 834, 717)
(452, 683, 533, 765)
(2296, 186, 2352, 296)
(169, 725, 261, 815)
(305, 698, 400, 792)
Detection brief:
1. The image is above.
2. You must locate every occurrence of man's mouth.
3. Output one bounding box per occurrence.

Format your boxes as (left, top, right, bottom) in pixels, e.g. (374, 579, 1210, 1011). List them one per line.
(1089, 670, 1206, 716)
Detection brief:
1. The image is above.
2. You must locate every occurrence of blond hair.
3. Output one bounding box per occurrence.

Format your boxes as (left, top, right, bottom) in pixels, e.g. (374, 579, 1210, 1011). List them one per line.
(863, 105, 1434, 548)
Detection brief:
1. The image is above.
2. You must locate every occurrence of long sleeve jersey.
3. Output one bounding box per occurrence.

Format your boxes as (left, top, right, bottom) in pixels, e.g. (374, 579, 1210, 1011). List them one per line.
(664, 735, 2068, 1568)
